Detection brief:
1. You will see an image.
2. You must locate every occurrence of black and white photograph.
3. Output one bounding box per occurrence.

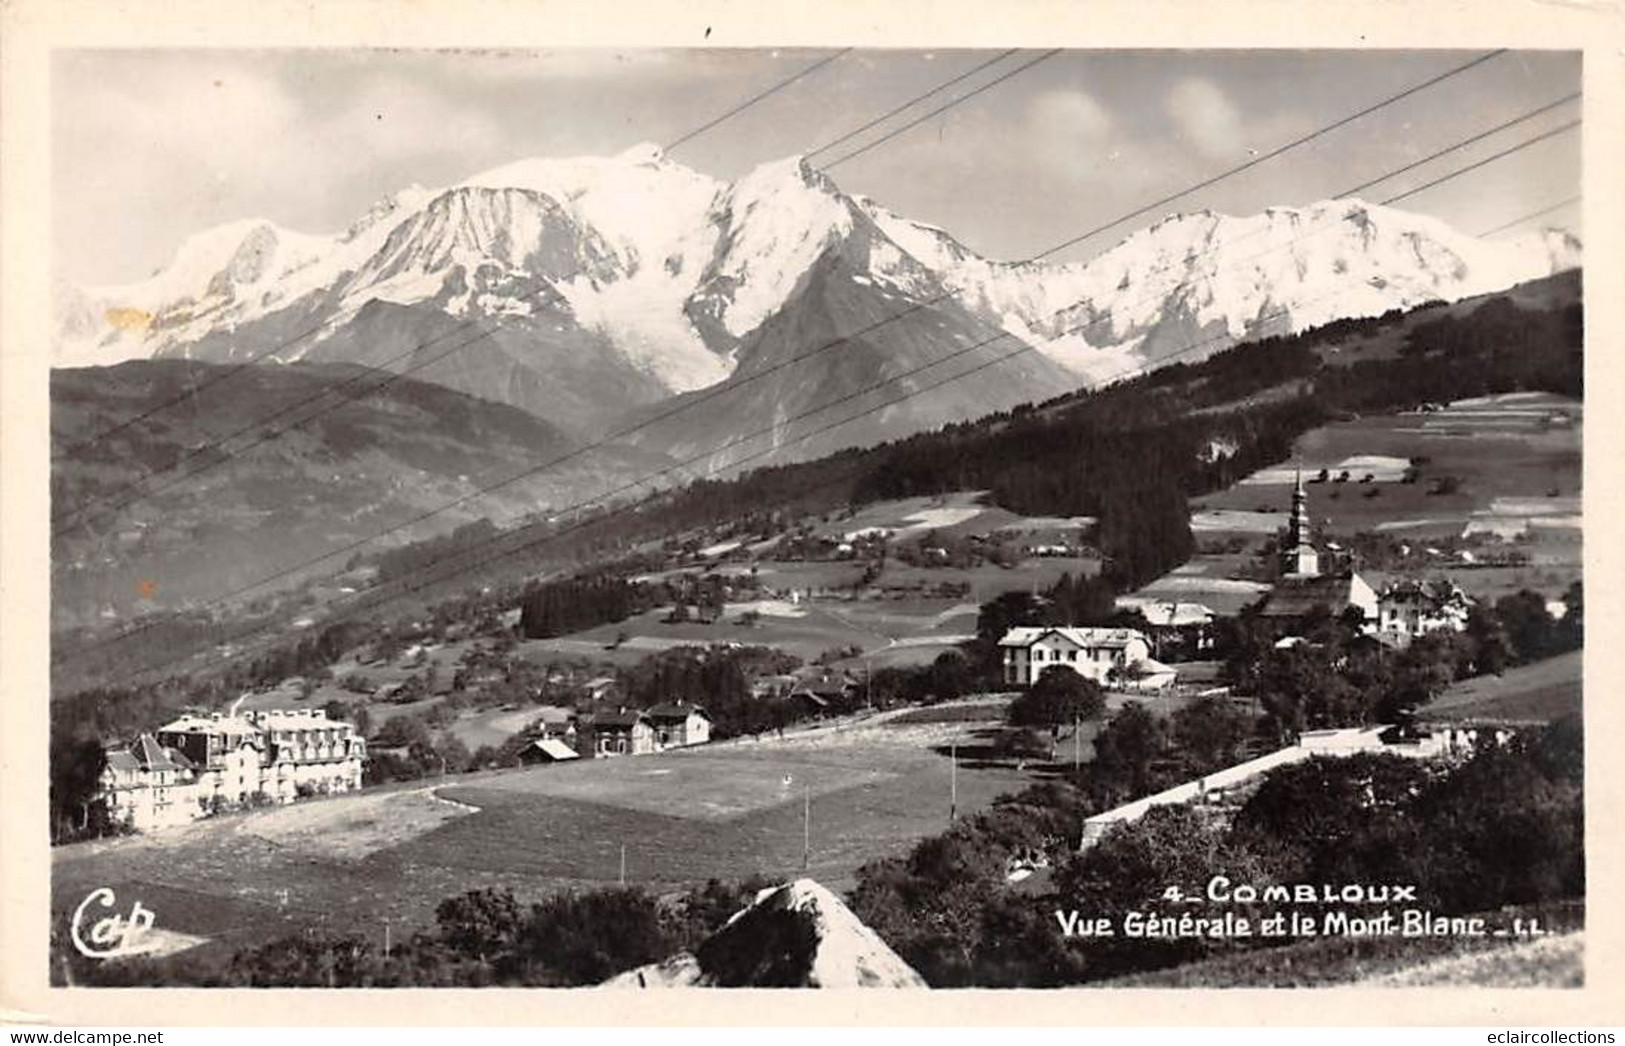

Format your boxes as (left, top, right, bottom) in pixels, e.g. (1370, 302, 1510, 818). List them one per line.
(2, 1, 1616, 1020)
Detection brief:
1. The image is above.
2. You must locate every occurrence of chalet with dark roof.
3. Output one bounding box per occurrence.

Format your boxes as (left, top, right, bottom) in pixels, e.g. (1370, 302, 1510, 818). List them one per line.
(578, 709, 655, 757)
(99, 734, 202, 831)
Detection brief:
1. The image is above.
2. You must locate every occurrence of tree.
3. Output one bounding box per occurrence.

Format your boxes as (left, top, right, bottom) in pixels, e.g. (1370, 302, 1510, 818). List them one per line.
(1008, 667, 1105, 745)
(1230, 752, 1432, 886)
(1557, 580, 1583, 652)
(434, 732, 473, 774)
(1047, 572, 1116, 626)
(373, 714, 432, 749)
(1381, 633, 1459, 718)
(1496, 589, 1558, 664)
(1052, 805, 1269, 978)
(972, 591, 1044, 673)
(50, 733, 109, 842)
(435, 888, 524, 964)
(1170, 696, 1252, 775)
(1465, 605, 1514, 676)
(926, 650, 973, 703)
(518, 888, 673, 986)
(1089, 702, 1169, 799)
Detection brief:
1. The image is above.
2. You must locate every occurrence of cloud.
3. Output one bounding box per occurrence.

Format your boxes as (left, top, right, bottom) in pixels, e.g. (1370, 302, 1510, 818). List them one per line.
(1024, 88, 1114, 176)
(1029, 88, 1114, 145)
(1164, 77, 1247, 161)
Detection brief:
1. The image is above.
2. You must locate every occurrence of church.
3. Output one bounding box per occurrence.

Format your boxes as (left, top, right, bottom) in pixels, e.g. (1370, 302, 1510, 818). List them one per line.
(1255, 469, 1378, 630)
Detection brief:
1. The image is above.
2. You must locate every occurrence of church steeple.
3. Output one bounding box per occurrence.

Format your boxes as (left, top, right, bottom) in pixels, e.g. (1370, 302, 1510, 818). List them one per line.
(1281, 463, 1321, 578)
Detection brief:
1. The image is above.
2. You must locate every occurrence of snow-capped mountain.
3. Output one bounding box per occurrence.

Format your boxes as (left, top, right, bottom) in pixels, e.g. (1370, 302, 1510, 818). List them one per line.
(861, 196, 1580, 385)
(56, 144, 1579, 456)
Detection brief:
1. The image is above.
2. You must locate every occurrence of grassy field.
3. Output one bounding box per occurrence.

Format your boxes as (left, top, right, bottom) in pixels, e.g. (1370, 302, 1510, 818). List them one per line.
(1422, 650, 1582, 726)
(52, 701, 1034, 961)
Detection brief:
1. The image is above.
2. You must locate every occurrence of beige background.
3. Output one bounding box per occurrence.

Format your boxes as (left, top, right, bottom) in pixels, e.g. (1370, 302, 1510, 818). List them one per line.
(2, 0, 1621, 1026)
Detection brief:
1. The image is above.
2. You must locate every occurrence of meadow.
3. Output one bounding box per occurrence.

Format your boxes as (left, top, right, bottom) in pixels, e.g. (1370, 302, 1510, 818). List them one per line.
(52, 702, 1032, 961)
(1422, 649, 1582, 726)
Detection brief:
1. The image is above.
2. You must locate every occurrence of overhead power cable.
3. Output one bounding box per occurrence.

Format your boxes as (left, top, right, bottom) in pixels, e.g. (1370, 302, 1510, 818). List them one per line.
(817, 49, 1062, 171)
(664, 48, 851, 151)
(1478, 195, 1582, 238)
(802, 49, 1020, 162)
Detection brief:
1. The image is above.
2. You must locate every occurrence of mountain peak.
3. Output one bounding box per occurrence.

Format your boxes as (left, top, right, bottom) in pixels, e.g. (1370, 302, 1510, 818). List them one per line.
(616, 141, 668, 165)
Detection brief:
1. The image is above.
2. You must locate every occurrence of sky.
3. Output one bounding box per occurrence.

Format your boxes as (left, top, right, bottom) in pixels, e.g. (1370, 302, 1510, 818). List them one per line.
(52, 48, 1582, 287)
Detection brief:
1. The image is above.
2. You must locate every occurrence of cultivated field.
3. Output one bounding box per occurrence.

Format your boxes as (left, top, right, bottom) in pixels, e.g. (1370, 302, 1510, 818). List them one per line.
(1202, 392, 1581, 539)
(52, 700, 1034, 961)
(1130, 393, 1583, 611)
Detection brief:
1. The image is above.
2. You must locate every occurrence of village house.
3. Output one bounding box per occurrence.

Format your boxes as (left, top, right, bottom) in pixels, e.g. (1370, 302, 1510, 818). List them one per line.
(525, 706, 578, 747)
(1131, 600, 1217, 660)
(790, 670, 859, 710)
(1376, 578, 1474, 642)
(750, 673, 799, 701)
(578, 709, 656, 757)
(998, 626, 1155, 687)
(646, 701, 712, 749)
(99, 708, 368, 831)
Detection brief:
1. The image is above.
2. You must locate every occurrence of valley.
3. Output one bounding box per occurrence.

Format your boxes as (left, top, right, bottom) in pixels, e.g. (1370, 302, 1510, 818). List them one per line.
(44, 135, 1588, 992)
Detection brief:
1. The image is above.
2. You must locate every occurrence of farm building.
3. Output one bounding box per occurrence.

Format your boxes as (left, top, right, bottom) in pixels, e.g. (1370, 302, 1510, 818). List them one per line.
(578, 710, 656, 757)
(1376, 578, 1474, 641)
(998, 626, 1154, 687)
(517, 738, 581, 766)
(791, 690, 832, 719)
(1117, 657, 1180, 692)
(646, 702, 712, 749)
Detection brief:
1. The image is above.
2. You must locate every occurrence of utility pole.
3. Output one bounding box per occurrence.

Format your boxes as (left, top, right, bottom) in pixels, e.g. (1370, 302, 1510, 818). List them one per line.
(949, 742, 958, 822)
(383, 919, 391, 959)
(619, 843, 627, 886)
(1073, 711, 1082, 770)
(802, 782, 811, 871)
